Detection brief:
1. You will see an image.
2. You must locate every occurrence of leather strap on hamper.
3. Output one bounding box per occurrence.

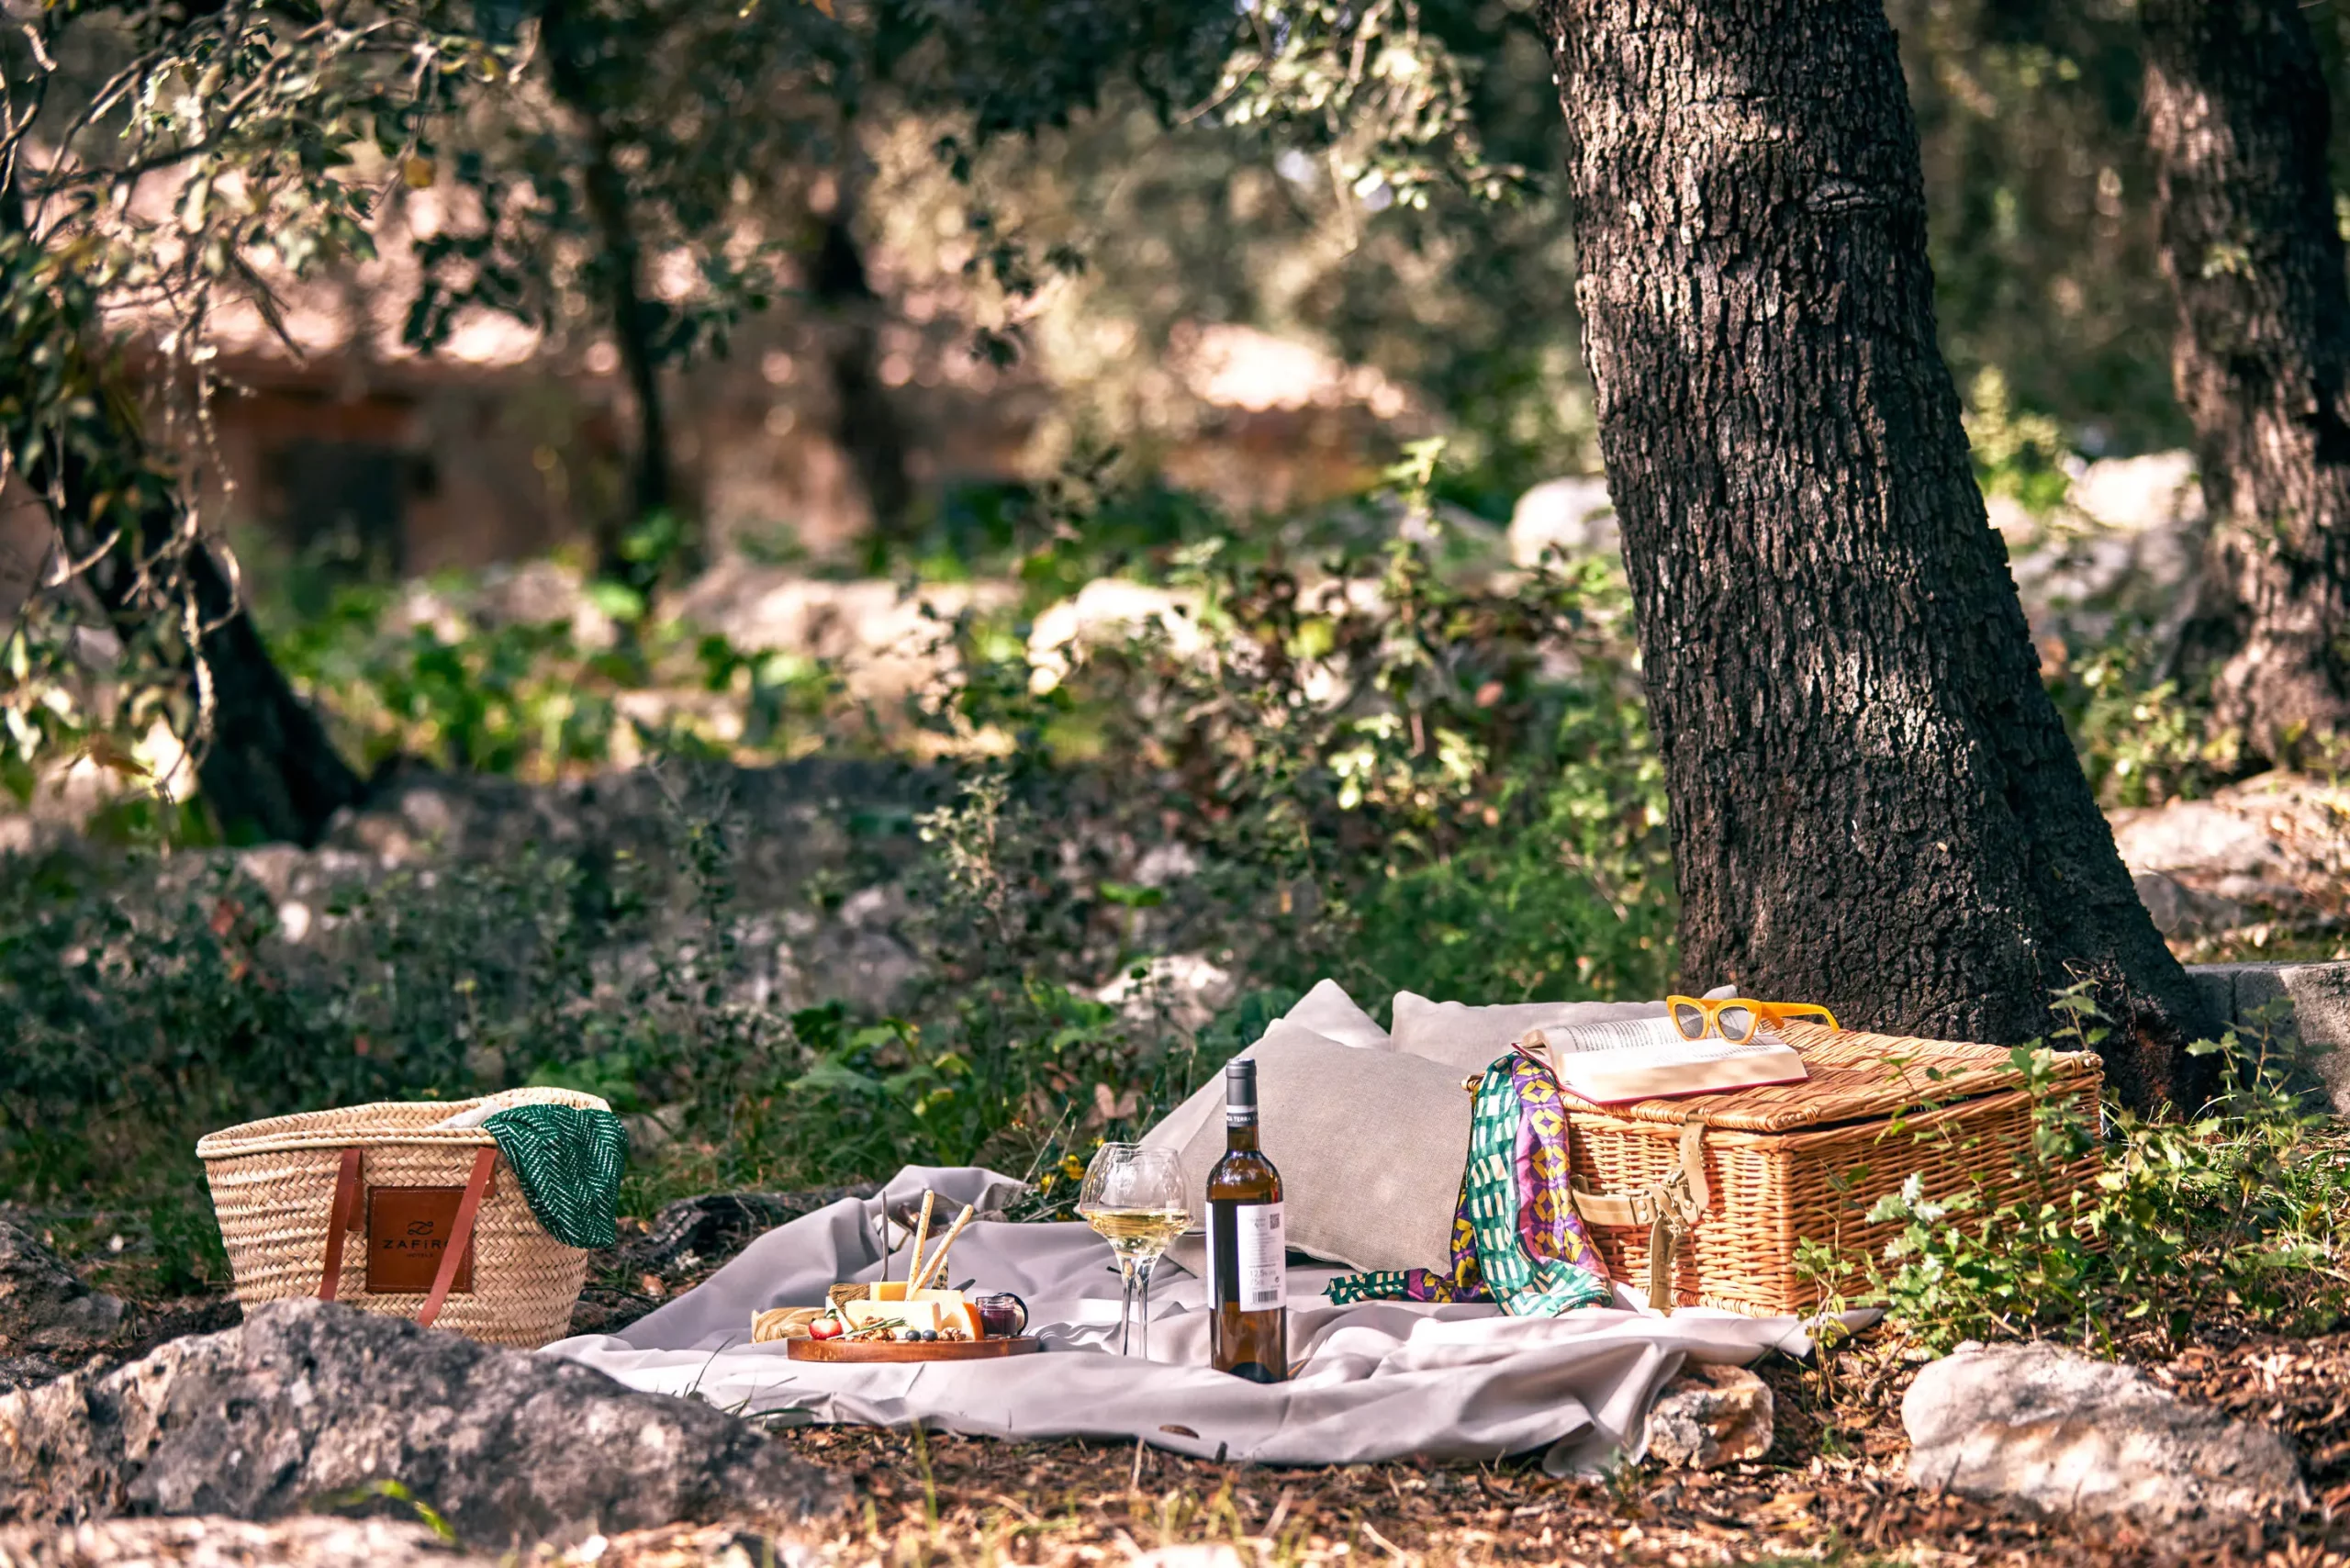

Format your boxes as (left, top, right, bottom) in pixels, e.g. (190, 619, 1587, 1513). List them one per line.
(1569, 1120, 1711, 1315)
(419, 1148, 498, 1327)
(316, 1147, 365, 1302)
(313, 1145, 498, 1327)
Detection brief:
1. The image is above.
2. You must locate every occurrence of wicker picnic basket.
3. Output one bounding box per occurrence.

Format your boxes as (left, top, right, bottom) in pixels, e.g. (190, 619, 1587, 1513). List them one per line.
(197, 1087, 608, 1347)
(1557, 1023, 2103, 1316)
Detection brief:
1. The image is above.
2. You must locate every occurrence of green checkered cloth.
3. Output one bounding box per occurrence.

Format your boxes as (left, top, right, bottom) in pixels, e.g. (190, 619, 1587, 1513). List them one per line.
(481, 1104, 630, 1250)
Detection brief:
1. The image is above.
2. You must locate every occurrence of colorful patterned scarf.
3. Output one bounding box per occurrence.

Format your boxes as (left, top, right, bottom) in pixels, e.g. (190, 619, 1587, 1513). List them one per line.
(1326, 1047, 1612, 1315)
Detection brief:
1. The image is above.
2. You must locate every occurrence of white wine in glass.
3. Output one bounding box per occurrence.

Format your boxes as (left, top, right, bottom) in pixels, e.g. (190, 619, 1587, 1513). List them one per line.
(1077, 1144, 1188, 1358)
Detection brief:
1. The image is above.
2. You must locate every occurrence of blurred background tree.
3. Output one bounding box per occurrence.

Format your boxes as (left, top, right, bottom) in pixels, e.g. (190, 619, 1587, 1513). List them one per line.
(6, 0, 2350, 838)
(6, 0, 2349, 1300)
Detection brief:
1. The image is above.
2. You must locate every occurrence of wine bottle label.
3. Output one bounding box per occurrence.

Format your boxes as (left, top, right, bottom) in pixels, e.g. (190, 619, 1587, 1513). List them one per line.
(1227, 1201, 1284, 1311)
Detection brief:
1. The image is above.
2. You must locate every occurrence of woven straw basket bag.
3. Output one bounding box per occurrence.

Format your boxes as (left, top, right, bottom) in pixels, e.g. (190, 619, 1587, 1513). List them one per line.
(198, 1086, 608, 1347)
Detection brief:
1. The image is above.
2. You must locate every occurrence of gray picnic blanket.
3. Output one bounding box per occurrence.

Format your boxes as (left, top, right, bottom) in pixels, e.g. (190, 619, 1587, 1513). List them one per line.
(543, 1166, 1832, 1473)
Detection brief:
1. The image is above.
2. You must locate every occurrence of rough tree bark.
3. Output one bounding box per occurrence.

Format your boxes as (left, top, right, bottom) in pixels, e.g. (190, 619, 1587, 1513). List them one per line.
(2141, 0, 2350, 764)
(1539, 0, 2219, 1108)
(541, 0, 678, 590)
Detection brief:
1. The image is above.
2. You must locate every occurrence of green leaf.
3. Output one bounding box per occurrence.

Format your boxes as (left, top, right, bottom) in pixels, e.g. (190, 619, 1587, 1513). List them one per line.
(587, 580, 647, 623)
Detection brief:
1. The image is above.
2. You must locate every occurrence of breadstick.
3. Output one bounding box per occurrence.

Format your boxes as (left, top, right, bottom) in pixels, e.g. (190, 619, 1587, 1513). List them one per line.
(911, 1204, 976, 1292)
(905, 1190, 937, 1286)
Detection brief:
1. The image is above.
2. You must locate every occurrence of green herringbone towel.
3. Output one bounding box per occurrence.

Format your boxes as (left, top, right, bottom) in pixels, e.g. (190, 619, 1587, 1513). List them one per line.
(481, 1104, 630, 1249)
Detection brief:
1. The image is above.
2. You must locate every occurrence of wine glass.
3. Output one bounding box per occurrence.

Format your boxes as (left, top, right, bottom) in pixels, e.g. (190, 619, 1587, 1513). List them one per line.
(1077, 1143, 1190, 1358)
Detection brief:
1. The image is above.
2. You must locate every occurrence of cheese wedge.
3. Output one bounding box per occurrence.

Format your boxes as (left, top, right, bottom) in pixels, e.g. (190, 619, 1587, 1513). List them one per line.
(914, 1289, 983, 1338)
(840, 1291, 983, 1338)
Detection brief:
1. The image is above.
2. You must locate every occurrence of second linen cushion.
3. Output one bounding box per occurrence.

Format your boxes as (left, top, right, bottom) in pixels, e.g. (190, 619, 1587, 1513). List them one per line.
(1389, 991, 1669, 1073)
(1163, 1030, 1472, 1275)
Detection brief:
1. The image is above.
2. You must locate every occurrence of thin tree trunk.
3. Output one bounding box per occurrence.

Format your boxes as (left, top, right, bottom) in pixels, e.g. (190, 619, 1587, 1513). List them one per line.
(542, 0, 677, 589)
(36, 450, 364, 846)
(1539, 0, 2219, 1110)
(2142, 0, 2350, 765)
(2, 185, 364, 846)
(108, 529, 366, 846)
(811, 206, 916, 550)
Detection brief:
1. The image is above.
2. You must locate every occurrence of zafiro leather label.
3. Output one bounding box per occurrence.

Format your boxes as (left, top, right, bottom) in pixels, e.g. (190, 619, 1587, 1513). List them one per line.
(366, 1187, 477, 1295)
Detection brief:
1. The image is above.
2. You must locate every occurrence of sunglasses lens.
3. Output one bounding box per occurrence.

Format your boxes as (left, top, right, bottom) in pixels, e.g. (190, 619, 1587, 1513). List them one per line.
(1672, 1002, 1707, 1040)
(1718, 1004, 1757, 1042)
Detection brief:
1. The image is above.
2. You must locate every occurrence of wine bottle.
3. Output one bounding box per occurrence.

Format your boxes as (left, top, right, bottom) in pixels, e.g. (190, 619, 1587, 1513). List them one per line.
(1205, 1058, 1288, 1382)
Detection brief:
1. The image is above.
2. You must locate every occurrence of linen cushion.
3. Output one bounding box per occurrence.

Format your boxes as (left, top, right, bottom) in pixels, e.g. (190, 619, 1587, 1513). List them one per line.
(1139, 980, 1388, 1167)
(1163, 1030, 1472, 1274)
(1388, 984, 1740, 1073)
(1390, 993, 1666, 1072)
(1282, 977, 1393, 1049)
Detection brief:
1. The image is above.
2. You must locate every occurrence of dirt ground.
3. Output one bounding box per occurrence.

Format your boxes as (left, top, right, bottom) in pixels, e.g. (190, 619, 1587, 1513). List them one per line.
(553, 1207, 2350, 1568)
(59, 1207, 2350, 1568)
(733, 1320, 2348, 1568)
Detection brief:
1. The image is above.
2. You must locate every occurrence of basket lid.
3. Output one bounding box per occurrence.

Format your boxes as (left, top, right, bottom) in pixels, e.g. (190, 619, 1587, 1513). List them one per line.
(1557, 1021, 2099, 1133)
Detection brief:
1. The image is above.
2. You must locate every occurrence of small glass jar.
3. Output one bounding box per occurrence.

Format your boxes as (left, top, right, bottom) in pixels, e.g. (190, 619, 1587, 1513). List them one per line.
(970, 1292, 1027, 1338)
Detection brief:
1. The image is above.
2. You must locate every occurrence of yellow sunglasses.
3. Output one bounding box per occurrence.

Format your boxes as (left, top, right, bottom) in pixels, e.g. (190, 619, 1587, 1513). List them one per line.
(1666, 995, 1840, 1045)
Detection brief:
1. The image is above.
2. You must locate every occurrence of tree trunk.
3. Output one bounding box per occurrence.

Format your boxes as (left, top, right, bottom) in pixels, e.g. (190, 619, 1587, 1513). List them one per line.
(26, 455, 364, 846)
(542, 0, 677, 591)
(47, 440, 364, 846)
(3, 185, 364, 846)
(1539, 0, 2219, 1109)
(811, 207, 916, 551)
(107, 534, 367, 846)
(2142, 0, 2350, 765)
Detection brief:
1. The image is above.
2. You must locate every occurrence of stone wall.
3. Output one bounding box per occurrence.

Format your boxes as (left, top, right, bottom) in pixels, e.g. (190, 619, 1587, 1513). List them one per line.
(2186, 960, 2350, 1114)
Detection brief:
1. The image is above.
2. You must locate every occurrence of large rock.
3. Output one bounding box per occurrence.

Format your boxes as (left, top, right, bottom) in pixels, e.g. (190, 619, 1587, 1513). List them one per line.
(0, 1517, 490, 1568)
(1904, 1341, 2306, 1532)
(2186, 959, 2350, 1114)
(668, 563, 1010, 706)
(2109, 771, 2350, 921)
(0, 1518, 822, 1568)
(0, 1300, 841, 1548)
(2001, 451, 2206, 648)
(1094, 954, 1237, 1036)
(0, 1360, 68, 1397)
(0, 1220, 123, 1355)
(1644, 1363, 1773, 1470)
(2131, 869, 2249, 941)
(2067, 451, 2206, 539)
(1026, 580, 1210, 694)
(1507, 476, 1617, 567)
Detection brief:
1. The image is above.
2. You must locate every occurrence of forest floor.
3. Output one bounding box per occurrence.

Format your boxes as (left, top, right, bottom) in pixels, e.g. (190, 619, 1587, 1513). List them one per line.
(49, 1209, 2350, 1568)
(555, 1214, 2350, 1568)
(747, 1319, 2350, 1568)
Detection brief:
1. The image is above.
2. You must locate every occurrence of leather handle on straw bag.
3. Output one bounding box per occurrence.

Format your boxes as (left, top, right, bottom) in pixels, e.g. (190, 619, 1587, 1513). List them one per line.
(417, 1147, 498, 1329)
(317, 1147, 365, 1302)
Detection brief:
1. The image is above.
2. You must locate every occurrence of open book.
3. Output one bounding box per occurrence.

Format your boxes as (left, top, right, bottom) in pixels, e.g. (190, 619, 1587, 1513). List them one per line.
(1528, 1016, 1809, 1105)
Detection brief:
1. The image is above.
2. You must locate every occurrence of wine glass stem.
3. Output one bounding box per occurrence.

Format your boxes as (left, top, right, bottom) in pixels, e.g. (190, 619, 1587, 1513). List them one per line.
(1116, 1257, 1139, 1355)
(1132, 1256, 1157, 1361)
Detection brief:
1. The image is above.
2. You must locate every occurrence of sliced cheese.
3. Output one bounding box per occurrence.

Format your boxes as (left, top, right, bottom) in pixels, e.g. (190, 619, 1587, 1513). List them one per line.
(844, 1298, 943, 1331)
(839, 1294, 981, 1338)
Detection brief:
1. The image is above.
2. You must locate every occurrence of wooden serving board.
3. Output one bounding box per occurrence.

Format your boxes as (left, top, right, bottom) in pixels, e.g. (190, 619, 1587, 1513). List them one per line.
(786, 1335, 1042, 1363)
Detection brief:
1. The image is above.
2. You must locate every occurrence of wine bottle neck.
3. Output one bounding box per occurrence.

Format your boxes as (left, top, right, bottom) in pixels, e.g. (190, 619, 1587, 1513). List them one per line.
(1224, 1120, 1260, 1152)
